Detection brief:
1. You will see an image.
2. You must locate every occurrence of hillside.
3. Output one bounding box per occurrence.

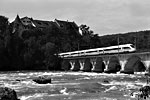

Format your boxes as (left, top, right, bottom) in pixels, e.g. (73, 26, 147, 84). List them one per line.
(99, 30, 150, 52)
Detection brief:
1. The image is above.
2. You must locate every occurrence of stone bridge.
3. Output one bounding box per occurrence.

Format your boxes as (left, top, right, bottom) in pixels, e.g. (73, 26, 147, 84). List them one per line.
(61, 52, 150, 73)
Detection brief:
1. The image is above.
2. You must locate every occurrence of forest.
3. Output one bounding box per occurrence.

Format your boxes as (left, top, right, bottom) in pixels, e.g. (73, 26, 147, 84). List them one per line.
(0, 15, 150, 71)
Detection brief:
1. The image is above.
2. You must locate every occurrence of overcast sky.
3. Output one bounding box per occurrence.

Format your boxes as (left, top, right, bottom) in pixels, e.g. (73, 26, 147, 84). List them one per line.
(1, 0, 150, 36)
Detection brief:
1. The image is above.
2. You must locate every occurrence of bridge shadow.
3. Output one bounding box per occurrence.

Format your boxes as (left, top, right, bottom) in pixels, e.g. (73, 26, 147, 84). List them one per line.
(121, 55, 146, 74)
(93, 57, 105, 73)
(61, 59, 71, 71)
(82, 58, 92, 72)
(104, 56, 121, 73)
(71, 60, 80, 71)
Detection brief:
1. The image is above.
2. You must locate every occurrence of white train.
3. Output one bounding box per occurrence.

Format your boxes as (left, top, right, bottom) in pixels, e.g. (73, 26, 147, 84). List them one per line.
(58, 44, 136, 57)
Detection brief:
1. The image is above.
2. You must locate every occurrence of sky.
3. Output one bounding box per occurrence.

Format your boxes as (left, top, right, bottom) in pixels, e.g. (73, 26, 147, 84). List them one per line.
(1, 0, 150, 36)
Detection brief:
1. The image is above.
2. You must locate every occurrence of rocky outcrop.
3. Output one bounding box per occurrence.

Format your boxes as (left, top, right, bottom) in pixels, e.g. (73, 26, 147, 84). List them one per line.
(103, 79, 109, 84)
(33, 76, 51, 84)
(0, 87, 19, 100)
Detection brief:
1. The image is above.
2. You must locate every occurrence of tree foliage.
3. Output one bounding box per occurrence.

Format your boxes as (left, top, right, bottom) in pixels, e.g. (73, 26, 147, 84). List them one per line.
(79, 24, 101, 49)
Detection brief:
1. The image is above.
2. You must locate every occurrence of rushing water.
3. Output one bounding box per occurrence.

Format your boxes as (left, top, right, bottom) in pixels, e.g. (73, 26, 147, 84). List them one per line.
(0, 71, 148, 100)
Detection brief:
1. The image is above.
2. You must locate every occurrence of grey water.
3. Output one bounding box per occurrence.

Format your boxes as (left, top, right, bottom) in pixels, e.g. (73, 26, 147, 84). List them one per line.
(0, 71, 147, 100)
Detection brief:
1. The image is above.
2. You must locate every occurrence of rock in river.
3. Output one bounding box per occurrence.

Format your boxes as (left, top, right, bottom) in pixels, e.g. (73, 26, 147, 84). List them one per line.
(0, 87, 19, 100)
(33, 76, 51, 84)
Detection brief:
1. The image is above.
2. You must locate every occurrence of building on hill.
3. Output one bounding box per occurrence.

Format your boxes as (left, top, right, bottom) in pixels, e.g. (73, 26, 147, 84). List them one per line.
(54, 19, 78, 30)
(11, 15, 80, 38)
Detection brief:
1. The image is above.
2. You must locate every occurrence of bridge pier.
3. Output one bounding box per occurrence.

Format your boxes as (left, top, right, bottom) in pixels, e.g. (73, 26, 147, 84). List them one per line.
(91, 57, 105, 72)
(70, 59, 80, 71)
(90, 58, 97, 71)
(79, 59, 85, 71)
(119, 60, 127, 71)
(143, 61, 150, 71)
(69, 60, 76, 70)
(103, 61, 109, 71)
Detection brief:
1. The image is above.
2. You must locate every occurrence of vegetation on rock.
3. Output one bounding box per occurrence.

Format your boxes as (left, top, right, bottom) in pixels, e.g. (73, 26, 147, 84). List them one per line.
(0, 87, 19, 100)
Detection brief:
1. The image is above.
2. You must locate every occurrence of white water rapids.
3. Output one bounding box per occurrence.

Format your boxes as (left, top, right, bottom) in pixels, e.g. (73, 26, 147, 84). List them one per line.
(0, 71, 148, 100)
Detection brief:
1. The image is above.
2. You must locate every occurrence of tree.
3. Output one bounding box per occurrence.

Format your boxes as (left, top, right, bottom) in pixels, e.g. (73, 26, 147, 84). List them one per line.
(42, 42, 58, 70)
(0, 16, 9, 38)
(0, 15, 12, 70)
(23, 36, 45, 70)
(79, 24, 96, 49)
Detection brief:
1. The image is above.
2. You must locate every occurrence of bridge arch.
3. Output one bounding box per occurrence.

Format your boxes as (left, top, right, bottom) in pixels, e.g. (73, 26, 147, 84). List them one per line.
(70, 59, 80, 71)
(92, 57, 105, 73)
(82, 58, 92, 72)
(105, 56, 121, 73)
(61, 59, 71, 71)
(121, 55, 146, 74)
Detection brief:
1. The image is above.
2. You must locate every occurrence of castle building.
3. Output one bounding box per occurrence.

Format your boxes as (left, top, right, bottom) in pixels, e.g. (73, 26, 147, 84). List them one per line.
(11, 15, 80, 38)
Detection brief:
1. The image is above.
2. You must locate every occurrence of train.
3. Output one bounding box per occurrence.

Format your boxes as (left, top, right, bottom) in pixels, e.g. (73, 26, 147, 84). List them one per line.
(58, 44, 136, 57)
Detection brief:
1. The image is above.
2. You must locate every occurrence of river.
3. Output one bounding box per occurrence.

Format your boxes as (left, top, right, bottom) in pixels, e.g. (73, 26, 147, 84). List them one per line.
(0, 71, 148, 100)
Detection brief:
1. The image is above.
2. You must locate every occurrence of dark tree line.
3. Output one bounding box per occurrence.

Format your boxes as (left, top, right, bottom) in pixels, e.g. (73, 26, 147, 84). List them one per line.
(99, 31, 150, 52)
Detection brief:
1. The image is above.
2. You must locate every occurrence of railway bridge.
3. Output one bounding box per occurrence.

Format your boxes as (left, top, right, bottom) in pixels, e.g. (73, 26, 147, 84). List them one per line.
(61, 52, 150, 73)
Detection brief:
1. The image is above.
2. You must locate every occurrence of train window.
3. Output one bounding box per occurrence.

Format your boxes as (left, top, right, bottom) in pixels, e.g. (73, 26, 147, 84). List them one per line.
(104, 49, 109, 51)
(130, 45, 135, 48)
(80, 52, 85, 54)
(71, 53, 78, 55)
(105, 48, 120, 51)
(86, 51, 96, 53)
(123, 47, 130, 49)
(98, 50, 103, 52)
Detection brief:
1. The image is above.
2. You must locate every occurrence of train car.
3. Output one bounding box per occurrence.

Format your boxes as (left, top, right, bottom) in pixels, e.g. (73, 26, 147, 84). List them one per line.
(83, 48, 103, 56)
(70, 51, 80, 57)
(58, 44, 136, 57)
(58, 52, 71, 57)
(102, 44, 136, 54)
(81, 44, 135, 55)
(119, 44, 136, 53)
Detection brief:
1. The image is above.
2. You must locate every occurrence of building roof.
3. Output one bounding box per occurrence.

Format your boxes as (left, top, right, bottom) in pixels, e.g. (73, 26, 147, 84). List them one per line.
(20, 16, 32, 20)
(13, 14, 22, 24)
(12, 15, 79, 30)
(55, 19, 78, 29)
(32, 20, 54, 28)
